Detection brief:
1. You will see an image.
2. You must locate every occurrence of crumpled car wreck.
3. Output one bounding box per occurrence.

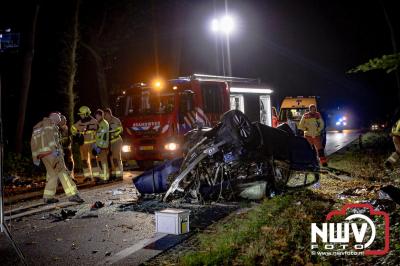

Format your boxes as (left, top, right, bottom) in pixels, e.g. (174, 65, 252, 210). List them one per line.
(134, 110, 320, 203)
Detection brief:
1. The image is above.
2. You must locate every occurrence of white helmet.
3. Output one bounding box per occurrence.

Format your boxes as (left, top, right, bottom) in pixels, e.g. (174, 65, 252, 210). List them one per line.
(49, 112, 61, 125)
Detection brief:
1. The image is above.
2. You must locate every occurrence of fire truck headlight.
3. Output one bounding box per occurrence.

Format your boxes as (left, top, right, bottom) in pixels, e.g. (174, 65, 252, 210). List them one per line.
(164, 142, 178, 151)
(122, 145, 132, 153)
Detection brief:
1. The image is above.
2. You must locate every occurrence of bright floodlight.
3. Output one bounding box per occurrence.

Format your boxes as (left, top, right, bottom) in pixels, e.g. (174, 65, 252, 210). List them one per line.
(211, 19, 219, 32)
(221, 16, 234, 34)
(211, 15, 235, 35)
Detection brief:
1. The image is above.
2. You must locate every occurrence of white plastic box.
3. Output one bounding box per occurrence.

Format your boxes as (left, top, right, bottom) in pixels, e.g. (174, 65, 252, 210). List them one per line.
(155, 208, 190, 235)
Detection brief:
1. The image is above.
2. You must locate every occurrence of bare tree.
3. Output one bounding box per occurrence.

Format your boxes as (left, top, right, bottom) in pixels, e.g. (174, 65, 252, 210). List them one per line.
(382, 1, 400, 97)
(15, 4, 40, 153)
(80, 41, 109, 107)
(59, 0, 81, 124)
(80, 0, 147, 108)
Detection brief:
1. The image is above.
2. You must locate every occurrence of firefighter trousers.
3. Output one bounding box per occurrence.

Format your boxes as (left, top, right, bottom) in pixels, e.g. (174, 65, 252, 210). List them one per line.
(79, 143, 98, 180)
(97, 148, 110, 181)
(64, 147, 75, 176)
(305, 135, 328, 164)
(386, 136, 400, 165)
(110, 137, 123, 178)
(42, 154, 78, 199)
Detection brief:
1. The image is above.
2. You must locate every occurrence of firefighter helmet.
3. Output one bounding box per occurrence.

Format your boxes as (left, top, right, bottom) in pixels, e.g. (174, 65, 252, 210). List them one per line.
(78, 106, 91, 116)
(49, 112, 61, 125)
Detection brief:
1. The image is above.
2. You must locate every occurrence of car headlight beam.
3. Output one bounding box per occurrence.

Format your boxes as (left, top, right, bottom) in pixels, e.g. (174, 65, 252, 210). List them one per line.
(164, 142, 178, 151)
(122, 145, 132, 153)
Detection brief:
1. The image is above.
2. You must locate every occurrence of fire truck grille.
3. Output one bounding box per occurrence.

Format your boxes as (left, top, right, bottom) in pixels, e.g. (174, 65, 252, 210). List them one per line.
(140, 139, 156, 145)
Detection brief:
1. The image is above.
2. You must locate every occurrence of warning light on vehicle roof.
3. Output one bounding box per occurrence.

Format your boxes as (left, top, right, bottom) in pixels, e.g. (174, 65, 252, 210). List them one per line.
(230, 87, 273, 94)
(153, 79, 163, 89)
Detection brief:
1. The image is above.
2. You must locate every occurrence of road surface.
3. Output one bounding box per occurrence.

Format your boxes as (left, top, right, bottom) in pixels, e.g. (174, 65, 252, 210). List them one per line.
(0, 172, 237, 266)
(325, 129, 360, 156)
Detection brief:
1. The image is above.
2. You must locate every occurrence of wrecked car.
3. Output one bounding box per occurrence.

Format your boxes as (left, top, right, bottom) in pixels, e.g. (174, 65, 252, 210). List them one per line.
(134, 110, 320, 203)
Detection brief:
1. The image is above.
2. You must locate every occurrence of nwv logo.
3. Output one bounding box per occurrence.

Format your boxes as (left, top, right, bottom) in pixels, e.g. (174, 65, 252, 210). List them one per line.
(310, 203, 389, 256)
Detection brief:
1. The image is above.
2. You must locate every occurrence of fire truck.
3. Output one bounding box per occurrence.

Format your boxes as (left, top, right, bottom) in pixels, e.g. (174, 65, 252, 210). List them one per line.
(115, 74, 274, 168)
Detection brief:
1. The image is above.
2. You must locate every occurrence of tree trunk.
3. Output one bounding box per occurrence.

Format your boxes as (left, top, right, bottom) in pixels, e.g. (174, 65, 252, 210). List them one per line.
(15, 4, 40, 153)
(382, 1, 400, 101)
(81, 42, 109, 108)
(95, 55, 109, 108)
(65, 0, 80, 124)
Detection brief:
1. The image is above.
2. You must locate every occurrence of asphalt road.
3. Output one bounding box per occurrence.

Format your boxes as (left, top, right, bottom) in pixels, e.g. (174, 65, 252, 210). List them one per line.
(325, 129, 361, 156)
(0, 172, 153, 266)
(0, 172, 238, 266)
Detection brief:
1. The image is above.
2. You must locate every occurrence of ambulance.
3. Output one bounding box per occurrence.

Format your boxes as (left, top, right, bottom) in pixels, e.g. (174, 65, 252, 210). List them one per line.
(278, 96, 318, 124)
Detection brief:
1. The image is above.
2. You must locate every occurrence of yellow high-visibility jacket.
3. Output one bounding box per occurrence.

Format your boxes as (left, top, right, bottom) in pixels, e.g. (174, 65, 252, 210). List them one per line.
(298, 111, 324, 137)
(108, 115, 123, 143)
(96, 119, 109, 149)
(70, 116, 98, 144)
(392, 119, 400, 136)
(31, 118, 62, 163)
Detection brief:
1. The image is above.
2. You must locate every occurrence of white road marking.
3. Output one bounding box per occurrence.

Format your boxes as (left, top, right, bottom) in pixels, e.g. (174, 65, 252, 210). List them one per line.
(101, 233, 167, 265)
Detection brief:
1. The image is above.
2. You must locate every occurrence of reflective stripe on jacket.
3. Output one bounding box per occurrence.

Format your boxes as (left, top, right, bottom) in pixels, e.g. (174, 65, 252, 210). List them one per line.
(31, 118, 61, 161)
(298, 111, 324, 137)
(392, 119, 400, 136)
(71, 116, 98, 144)
(108, 116, 123, 143)
(96, 119, 110, 149)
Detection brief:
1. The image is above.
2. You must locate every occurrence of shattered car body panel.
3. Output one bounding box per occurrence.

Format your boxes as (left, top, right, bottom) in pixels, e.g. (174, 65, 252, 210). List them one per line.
(134, 110, 320, 203)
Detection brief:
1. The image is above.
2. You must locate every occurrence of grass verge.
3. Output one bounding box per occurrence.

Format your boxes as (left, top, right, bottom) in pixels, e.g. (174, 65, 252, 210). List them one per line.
(170, 132, 400, 266)
(180, 190, 332, 266)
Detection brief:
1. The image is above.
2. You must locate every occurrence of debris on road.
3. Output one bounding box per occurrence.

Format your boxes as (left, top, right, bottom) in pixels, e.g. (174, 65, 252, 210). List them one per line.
(50, 208, 77, 222)
(90, 201, 105, 210)
(79, 213, 99, 219)
(380, 185, 400, 204)
(112, 189, 124, 196)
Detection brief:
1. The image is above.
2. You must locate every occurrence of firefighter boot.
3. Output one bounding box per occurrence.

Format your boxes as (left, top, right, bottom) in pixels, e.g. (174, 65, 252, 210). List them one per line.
(44, 198, 59, 204)
(69, 194, 85, 203)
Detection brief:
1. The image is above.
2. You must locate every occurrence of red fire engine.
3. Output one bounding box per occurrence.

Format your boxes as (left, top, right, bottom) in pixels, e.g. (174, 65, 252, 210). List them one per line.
(115, 74, 274, 168)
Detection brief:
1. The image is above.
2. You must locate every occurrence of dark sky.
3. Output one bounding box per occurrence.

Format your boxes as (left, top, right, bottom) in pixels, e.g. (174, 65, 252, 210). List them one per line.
(1, 0, 399, 145)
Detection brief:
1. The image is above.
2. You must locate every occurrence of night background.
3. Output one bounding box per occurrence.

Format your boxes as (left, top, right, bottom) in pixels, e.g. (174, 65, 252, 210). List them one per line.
(1, 0, 399, 150)
(2, 1, 400, 264)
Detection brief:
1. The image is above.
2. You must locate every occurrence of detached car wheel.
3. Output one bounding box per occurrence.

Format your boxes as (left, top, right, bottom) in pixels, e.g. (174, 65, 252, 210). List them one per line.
(218, 110, 257, 147)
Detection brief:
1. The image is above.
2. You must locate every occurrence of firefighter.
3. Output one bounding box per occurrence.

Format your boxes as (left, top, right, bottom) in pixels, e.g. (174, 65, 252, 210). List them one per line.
(31, 113, 84, 204)
(104, 108, 123, 181)
(59, 114, 75, 178)
(70, 106, 99, 181)
(93, 109, 110, 183)
(385, 116, 400, 169)
(298, 104, 328, 166)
